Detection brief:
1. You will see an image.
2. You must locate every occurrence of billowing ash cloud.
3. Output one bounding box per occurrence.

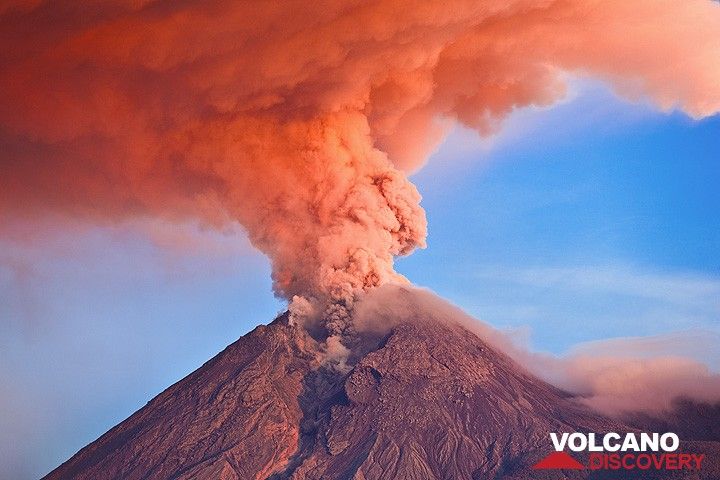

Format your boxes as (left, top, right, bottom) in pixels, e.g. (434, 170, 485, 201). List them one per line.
(1, 0, 720, 330)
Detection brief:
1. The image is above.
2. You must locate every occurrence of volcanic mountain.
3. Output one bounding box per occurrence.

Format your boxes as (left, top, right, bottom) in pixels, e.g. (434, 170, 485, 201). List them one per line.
(44, 301, 720, 479)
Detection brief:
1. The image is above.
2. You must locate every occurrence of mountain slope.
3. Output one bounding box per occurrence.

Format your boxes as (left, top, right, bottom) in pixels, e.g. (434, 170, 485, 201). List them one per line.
(45, 316, 319, 480)
(44, 314, 719, 480)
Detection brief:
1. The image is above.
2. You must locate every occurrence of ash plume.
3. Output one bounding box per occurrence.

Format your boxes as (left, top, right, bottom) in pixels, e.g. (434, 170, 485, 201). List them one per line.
(2, 0, 720, 332)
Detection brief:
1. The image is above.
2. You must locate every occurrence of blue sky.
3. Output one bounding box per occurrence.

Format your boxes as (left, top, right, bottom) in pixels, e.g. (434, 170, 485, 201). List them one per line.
(1, 80, 719, 479)
(402, 79, 720, 351)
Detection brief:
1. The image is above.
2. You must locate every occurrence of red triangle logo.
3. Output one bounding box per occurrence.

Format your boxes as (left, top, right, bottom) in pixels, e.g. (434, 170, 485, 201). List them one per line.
(532, 451, 585, 470)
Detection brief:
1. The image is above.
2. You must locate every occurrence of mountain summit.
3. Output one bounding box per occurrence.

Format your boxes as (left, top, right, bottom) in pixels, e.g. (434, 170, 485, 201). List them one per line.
(44, 308, 719, 479)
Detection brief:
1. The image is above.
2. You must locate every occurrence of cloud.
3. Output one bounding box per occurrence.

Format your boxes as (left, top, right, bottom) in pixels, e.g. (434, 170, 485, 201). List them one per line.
(570, 330, 720, 367)
(0, 217, 264, 332)
(475, 264, 720, 308)
(466, 264, 720, 347)
(549, 352, 720, 414)
(2, 0, 720, 333)
(353, 284, 720, 415)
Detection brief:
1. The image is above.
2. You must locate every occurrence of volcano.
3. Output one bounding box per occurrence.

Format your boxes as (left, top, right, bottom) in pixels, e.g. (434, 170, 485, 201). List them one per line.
(44, 307, 720, 480)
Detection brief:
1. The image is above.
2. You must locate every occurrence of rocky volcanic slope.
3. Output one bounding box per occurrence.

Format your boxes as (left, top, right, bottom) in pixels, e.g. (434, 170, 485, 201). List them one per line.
(45, 315, 719, 480)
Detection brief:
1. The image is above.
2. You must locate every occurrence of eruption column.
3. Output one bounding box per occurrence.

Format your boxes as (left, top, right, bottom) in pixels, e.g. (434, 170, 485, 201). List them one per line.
(1, 0, 719, 333)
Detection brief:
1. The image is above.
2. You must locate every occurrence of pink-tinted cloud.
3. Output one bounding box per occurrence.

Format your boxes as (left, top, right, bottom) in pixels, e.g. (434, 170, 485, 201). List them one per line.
(1, 0, 719, 331)
(549, 354, 720, 414)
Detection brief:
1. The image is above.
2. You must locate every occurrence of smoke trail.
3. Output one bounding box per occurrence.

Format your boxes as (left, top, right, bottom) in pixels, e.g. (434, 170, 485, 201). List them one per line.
(1, 0, 719, 332)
